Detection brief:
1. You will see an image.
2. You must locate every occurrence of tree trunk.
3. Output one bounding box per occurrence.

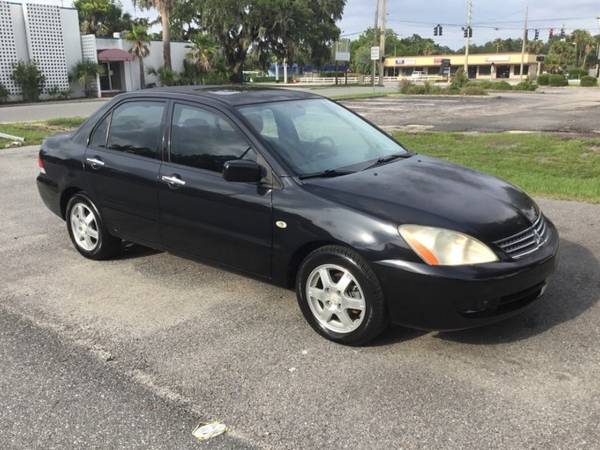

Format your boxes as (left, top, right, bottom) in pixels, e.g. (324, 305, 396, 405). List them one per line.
(161, 6, 172, 70)
(138, 55, 145, 89)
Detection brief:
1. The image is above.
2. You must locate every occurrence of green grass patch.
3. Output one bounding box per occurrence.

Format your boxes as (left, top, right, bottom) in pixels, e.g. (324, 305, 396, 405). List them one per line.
(393, 131, 600, 203)
(331, 92, 396, 101)
(0, 117, 86, 148)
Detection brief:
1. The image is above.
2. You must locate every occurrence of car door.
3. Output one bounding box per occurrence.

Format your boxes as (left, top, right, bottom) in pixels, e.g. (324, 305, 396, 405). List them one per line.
(158, 101, 273, 277)
(84, 99, 166, 246)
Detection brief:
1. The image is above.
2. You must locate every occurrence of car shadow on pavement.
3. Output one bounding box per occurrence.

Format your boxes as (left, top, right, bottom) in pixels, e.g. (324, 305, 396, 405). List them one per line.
(116, 242, 162, 260)
(435, 239, 599, 345)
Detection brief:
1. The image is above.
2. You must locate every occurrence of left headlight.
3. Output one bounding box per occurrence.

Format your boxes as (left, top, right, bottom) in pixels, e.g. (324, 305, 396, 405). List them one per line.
(398, 225, 499, 266)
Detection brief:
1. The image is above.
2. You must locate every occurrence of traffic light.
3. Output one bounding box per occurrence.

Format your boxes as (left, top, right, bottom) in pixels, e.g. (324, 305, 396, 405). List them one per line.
(462, 26, 472, 38)
(549, 28, 554, 39)
(560, 27, 565, 38)
(534, 29, 539, 40)
(434, 24, 443, 36)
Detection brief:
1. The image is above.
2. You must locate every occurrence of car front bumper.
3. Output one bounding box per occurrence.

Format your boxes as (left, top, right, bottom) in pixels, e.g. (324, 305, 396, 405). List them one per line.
(372, 219, 560, 331)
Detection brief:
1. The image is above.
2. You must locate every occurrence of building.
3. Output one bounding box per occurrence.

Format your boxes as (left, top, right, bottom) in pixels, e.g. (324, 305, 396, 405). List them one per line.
(0, 0, 189, 101)
(384, 53, 541, 80)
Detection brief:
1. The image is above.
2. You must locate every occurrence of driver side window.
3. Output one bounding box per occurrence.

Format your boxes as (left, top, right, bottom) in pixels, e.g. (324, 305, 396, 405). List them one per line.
(170, 104, 256, 173)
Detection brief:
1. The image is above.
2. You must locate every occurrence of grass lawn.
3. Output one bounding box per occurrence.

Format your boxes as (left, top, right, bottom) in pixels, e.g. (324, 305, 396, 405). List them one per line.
(394, 132, 600, 203)
(0, 117, 86, 148)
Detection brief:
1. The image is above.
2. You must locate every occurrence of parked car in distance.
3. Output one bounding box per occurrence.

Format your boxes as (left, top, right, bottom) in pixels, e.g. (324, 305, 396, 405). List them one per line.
(37, 87, 559, 345)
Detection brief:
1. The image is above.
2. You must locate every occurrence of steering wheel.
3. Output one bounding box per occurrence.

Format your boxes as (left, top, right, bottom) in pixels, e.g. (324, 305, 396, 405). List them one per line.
(311, 136, 338, 159)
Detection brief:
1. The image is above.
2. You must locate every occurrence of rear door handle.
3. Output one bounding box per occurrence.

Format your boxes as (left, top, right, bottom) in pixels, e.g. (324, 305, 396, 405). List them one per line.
(86, 157, 105, 169)
(161, 175, 186, 187)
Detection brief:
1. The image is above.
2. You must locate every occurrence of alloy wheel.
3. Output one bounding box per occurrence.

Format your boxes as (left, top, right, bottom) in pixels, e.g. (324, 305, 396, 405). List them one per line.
(70, 202, 100, 252)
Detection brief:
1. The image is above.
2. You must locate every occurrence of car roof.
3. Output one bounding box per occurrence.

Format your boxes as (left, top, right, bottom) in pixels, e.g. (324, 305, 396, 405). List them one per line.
(126, 85, 323, 107)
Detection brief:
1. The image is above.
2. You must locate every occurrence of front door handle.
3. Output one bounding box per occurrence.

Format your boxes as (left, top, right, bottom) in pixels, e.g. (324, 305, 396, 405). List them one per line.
(86, 157, 105, 169)
(161, 175, 186, 187)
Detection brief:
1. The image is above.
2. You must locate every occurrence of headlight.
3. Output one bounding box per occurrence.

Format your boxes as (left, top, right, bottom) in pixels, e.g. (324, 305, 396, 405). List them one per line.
(398, 225, 498, 266)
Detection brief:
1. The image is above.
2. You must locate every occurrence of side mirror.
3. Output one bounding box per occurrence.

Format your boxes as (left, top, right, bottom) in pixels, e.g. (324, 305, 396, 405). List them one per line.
(223, 159, 263, 183)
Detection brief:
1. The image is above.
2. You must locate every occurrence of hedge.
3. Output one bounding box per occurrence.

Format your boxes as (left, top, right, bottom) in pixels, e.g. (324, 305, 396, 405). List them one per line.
(580, 75, 598, 87)
(548, 74, 568, 86)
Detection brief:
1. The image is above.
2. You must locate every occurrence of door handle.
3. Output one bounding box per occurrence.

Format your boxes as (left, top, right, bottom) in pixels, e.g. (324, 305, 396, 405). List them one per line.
(86, 157, 105, 168)
(161, 175, 186, 187)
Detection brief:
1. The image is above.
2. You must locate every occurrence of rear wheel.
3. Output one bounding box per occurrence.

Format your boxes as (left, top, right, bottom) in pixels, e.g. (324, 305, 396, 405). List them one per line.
(296, 245, 388, 345)
(66, 193, 121, 260)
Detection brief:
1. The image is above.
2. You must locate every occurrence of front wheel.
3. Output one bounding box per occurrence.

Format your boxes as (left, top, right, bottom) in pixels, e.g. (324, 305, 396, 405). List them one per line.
(66, 193, 121, 260)
(296, 245, 388, 345)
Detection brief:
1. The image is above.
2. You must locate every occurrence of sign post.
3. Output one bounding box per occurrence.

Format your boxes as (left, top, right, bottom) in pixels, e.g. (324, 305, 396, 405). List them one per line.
(370, 46, 380, 86)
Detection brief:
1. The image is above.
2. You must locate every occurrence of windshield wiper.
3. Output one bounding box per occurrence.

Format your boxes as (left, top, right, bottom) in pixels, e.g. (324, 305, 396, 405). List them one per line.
(363, 153, 412, 171)
(299, 169, 355, 180)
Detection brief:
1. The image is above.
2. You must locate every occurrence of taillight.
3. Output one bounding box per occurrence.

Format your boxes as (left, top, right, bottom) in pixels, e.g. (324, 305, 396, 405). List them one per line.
(37, 153, 46, 174)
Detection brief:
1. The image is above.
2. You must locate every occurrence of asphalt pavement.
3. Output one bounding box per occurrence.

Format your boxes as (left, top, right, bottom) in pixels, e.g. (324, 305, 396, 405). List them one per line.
(0, 145, 599, 448)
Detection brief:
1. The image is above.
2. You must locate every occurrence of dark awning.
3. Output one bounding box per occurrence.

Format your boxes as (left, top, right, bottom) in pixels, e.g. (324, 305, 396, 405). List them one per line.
(97, 48, 134, 62)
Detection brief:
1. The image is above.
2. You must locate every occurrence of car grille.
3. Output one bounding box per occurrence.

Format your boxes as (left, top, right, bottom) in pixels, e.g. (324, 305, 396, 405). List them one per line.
(495, 214, 548, 259)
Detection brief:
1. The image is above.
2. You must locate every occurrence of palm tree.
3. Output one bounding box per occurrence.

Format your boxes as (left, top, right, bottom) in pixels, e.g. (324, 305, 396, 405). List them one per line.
(571, 29, 593, 68)
(492, 38, 504, 53)
(71, 60, 103, 97)
(124, 23, 150, 89)
(133, 0, 175, 70)
(186, 35, 218, 78)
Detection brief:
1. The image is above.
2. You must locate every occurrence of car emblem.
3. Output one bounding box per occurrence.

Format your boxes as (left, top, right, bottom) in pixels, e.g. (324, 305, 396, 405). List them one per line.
(533, 229, 541, 245)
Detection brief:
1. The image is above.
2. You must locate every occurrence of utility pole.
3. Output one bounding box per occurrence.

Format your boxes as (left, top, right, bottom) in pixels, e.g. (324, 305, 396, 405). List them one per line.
(464, 0, 472, 75)
(519, 5, 529, 81)
(372, 0, 379, 87)
(596, 16, 600, 78)
(378, 0, 387, 86)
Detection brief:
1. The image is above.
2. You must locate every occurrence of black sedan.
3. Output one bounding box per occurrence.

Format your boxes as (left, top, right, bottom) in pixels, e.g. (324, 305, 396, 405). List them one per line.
(37, 87, 559, 345)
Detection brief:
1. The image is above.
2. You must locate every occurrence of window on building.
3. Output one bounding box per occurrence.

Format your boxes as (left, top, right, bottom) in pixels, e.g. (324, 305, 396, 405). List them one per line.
(514, 65, 529, 76)
(479, 65, 491, 76)
(107, 101, 165, 159)
(89, 114, 110, 148)
(170, 104, 255, 173)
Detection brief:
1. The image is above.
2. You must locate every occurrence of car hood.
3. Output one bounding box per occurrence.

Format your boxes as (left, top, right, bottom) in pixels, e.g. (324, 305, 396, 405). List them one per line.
(301, 155, 539, 243)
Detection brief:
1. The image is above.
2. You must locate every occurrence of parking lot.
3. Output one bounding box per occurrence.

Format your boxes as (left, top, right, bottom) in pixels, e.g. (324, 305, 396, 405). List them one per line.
(1, 135, 599, 448)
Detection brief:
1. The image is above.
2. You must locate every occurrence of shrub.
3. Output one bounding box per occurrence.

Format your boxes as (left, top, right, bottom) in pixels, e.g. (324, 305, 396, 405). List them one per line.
(537, 73, 550, 85)
(460, 86, 487, 96)
(490, 81, 513, 90)
(450, 68, 469, 90)
(0, 83, 8, 103)
(467, 80, 495, 89)
(147, 66, 178, 86)
(548, 74, 568, 86)
(399, 79, 413, 94)
(47, 85, 71, 99)
(514, 80, 538, 91)
(580, 75, 598, 87)
(11, 60, 45, 102)
(567, 68, 587, 79)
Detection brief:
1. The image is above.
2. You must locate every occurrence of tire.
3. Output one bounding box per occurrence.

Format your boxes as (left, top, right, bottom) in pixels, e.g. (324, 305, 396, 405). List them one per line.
(66, 193, 121, 260)
(296, 245, 388, 346)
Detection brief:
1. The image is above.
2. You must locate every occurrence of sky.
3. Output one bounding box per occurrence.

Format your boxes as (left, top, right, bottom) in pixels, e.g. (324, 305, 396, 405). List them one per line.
(30, 0, 600, 50)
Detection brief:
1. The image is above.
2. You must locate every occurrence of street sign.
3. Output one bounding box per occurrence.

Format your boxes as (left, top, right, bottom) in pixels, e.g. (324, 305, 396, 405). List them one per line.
(370, 46, 380, 61)
(335, 51, 350, 62)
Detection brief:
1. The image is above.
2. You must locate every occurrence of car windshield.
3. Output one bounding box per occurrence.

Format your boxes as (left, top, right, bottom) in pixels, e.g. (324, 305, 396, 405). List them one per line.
(237, 99, 408, 176)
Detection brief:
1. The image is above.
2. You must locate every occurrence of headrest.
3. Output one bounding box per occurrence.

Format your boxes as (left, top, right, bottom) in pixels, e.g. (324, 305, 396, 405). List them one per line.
(245, 112, 263, 133)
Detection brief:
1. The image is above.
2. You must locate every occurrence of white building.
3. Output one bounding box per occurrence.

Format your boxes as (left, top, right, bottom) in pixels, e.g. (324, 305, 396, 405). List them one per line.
(0, 0, 189, 101)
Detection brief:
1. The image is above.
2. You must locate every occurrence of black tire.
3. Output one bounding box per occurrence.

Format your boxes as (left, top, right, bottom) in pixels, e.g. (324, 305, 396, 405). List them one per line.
(296, 245, 388, 346)
(65, 193, 121, 260)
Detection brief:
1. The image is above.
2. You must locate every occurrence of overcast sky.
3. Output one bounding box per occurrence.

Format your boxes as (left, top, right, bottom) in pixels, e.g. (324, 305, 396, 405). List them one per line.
(38, 0, 600, 50)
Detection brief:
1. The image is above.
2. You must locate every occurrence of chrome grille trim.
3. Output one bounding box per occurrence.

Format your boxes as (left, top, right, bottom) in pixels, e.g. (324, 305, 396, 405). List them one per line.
(494, 215, 548, 259)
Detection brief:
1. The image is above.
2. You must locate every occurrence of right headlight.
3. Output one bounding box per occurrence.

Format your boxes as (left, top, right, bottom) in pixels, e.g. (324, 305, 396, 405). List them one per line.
(398, 224, 499, 266)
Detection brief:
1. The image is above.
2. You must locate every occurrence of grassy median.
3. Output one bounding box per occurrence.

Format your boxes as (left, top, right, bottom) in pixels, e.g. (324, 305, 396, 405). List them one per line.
(394, 131, 600, 203)
(0, 117, 86, 148)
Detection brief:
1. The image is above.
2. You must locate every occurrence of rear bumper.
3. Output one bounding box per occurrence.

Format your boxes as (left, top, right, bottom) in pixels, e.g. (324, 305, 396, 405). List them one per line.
(37, 174, 62, 218)
(372, 220, 560, 331)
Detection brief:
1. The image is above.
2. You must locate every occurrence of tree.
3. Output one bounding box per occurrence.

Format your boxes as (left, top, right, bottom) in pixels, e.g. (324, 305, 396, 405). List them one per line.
(571, 29, 594, 68)
(186, 34, 218, 79)
(546, 40, 576, 73)
(74, 0, 132, 37)
(11, 61, 45, 102)
(71, 60, 104, 97)
(197, 0, 345, 82)
(124, 23, 151, 89)
(134, 0, 176, 70)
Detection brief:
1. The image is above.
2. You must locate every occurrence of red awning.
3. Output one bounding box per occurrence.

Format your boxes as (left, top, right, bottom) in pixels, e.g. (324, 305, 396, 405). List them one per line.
(97, 48, 134, 62)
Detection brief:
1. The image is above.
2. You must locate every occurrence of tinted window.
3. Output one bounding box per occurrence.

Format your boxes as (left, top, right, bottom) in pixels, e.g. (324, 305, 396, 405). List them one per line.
(90, 114, 109, 148)
(170, 104, 255, 172)
(107, 101, 165, 159)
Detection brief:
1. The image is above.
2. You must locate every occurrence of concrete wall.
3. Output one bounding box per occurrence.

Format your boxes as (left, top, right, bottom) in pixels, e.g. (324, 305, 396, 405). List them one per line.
(60, 7, 84, 97)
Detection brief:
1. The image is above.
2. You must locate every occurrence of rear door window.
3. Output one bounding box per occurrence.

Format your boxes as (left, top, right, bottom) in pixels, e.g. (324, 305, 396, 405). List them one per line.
(107, 101, 166, 159)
